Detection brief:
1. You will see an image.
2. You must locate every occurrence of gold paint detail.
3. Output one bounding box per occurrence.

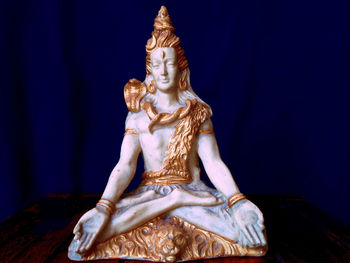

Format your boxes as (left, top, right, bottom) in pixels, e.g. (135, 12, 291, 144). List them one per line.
(140, 100, 211, 185)
(154, 6, 175, 32)
(161, 50, 165, 58)
(147, 80, 156, 94)
(141, 169, 192, 186)
(124, 78, 147, 113)
(179, 69, 188, 91)
(141, 99, 194, 134)
(124, 128, 138, 136)
(96, 199, 115, 215)
(163, 101, 210, 174)
(225, 193, 246, 211)
(83, 216, 267, 262)
(199, 129, 215, 135)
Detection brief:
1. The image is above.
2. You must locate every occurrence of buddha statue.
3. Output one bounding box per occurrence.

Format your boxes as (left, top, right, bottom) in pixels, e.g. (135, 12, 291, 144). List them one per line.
(68, 6, 267, 262)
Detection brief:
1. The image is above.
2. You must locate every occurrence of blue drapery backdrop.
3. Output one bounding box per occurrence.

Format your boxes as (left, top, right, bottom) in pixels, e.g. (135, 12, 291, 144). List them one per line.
(1, 0, 350, 226)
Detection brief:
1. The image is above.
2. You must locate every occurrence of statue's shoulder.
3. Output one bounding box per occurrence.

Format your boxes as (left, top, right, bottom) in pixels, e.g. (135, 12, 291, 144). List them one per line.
(192, 100, 212, 124)
(124, 78, 147, 113)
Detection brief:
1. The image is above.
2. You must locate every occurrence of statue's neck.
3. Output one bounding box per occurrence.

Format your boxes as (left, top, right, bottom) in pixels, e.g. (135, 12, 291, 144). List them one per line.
(154, 90, 180, 112)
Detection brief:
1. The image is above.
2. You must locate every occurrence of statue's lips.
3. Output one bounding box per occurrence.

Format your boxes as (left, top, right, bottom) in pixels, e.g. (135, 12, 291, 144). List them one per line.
(159, 79, 169, 83)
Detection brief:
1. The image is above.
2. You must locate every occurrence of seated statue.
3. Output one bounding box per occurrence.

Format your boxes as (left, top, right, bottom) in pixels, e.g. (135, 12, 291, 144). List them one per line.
(68, 6, 267, 262)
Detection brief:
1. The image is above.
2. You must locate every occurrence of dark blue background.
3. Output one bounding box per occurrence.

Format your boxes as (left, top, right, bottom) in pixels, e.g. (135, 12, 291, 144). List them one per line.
(1, 0, 349, 227)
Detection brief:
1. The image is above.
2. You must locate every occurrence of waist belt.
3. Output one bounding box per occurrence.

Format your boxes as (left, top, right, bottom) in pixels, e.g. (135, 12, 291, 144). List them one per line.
(141, 169, 193, 185)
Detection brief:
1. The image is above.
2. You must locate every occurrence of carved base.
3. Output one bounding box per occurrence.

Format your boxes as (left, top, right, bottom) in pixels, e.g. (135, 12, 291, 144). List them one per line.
(72, 216, 266, 262)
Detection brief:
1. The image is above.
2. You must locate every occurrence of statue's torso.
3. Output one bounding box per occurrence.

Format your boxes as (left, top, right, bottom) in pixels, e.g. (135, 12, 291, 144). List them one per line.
(131, 110, 200, 176)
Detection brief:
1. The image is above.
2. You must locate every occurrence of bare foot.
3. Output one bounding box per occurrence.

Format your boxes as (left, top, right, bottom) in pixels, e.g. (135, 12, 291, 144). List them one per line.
(171, 189, 224, 207)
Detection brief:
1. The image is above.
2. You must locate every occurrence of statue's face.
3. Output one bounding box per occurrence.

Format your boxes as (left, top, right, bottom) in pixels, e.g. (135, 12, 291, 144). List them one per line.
(150, 47, 179, 93)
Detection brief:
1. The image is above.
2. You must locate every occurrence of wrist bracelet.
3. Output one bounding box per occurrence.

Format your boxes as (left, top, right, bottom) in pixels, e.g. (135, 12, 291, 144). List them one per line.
(225, 193, 246, 211)
(96, 198, 115, 215)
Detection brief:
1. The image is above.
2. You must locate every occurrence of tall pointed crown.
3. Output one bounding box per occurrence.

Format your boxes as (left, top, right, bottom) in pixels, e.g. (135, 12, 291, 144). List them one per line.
(145, 6, 188, 74)
(153, 6, 175, 33)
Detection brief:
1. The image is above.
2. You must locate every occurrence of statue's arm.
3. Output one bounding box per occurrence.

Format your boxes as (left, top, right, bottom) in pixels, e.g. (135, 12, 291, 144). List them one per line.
(197, 119, 240, 198)
(73, 113, 141, 254)
(198, 119, 266, 247)
(100, 113, 141, 203)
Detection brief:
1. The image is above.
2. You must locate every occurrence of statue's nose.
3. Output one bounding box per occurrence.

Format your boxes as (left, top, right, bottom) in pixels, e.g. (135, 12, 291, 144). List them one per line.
(160, 64, 168, 75)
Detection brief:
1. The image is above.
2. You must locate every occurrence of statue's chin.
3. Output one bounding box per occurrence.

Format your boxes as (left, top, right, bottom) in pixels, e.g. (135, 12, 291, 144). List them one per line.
(155, 84, 177, 93)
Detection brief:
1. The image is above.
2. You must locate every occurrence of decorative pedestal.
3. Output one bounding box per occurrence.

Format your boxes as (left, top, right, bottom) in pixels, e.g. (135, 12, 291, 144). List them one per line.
(69, 216, 266, 262)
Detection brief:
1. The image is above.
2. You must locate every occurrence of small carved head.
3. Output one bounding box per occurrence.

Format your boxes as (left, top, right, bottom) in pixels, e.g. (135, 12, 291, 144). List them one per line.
(154, 223, 188, 262)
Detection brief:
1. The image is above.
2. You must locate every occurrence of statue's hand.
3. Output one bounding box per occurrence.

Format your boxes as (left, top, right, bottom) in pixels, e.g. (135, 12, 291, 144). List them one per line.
(73, 207, 111, 254)
(230, 199, 266, 247)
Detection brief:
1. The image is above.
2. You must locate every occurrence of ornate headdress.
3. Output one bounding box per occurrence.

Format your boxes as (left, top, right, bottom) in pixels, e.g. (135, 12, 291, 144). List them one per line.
(145, 6, 188, 75)
(125, 6, 191, 113)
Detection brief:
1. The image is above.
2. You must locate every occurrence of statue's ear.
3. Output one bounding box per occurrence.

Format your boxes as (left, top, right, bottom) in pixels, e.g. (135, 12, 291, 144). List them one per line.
(180, 70, 186, 79)
(179, 68, 190, 82)
(179, 69, 189, 91)
(144, 74, 154, 86)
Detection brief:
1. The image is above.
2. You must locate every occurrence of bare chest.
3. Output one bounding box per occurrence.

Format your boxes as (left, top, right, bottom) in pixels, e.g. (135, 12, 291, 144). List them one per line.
(136, 113, 178, 155)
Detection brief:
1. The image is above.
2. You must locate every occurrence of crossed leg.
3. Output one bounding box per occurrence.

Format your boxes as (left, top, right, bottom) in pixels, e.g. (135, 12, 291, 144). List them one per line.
(96, 188, 223, 242)
(72, 188, 223, 255)
(115, 190, 162, 209)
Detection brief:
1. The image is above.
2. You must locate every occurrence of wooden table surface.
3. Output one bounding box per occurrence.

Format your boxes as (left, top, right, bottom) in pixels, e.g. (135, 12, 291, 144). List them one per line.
(0, 195, 349, 263)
